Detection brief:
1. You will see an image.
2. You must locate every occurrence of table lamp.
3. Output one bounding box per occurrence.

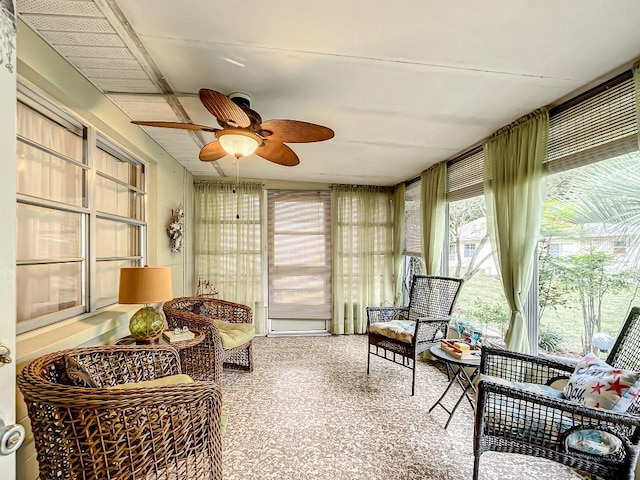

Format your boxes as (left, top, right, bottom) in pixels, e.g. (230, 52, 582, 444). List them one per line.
(118, 266, 173, 343)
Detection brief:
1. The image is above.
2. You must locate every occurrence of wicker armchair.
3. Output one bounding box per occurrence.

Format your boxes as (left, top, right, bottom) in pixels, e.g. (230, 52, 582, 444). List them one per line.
(474, 307, 640, 480)
(18, 345, 223, 480)
(366, 275, 464, 395)
(164, 296, 254, 383)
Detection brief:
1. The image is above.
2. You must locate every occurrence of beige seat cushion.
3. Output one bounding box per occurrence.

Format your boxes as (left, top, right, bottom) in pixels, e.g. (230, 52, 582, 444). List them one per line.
(214, 319, 255, 349)
(107, 374, 194, 390)
(369, 320, 415, 344)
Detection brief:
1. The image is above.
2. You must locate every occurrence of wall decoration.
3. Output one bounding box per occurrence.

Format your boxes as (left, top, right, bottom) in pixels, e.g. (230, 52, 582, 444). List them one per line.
(0, 0, 15, 73)
(167, 206, 185, 254)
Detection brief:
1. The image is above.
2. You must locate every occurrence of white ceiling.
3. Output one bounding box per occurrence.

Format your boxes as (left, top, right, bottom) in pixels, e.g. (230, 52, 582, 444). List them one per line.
(16, 0, 640, 186)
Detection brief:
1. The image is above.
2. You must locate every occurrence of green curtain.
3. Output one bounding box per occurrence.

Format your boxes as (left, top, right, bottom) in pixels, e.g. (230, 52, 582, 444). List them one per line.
(331, 185, 395, 334)
(194, 181, 266, 334)
(634, 61, 640, 150)
(420, 162, 446, 274)
(393, 183, 406, 305)
(484, 109, 549, 353)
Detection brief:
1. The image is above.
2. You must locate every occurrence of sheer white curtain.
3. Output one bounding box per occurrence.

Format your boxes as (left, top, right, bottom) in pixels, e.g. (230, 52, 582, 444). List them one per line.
(195, 181, 266, 333)
(393, 183, 406, 305)
(331, 185, 394, 334)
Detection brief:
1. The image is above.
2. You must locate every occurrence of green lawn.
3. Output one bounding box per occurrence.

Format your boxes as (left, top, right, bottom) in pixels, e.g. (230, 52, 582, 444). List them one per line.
(454, 271, 637, 355)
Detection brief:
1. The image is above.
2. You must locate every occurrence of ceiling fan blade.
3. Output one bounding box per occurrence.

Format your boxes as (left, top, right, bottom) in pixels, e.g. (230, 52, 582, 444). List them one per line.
(255, 139, 300, 166)
(199, 89, 251, 128)
(132, 120, 218, 132)
(199, 142, 230, 162)
(260, 120, 334, 143)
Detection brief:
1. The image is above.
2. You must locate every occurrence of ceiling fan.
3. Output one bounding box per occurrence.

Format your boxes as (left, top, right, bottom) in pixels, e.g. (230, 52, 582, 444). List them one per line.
(132, 89, 334, 166)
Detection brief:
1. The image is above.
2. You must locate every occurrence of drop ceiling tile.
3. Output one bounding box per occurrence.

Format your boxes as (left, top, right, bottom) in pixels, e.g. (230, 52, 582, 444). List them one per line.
(81, 68, 149, 79)
(92, 78, 158, 91)
(41, 31, 124, 47)
(68, 57, 142, 69)
(20, 14, 114, 33)
(19, 0, 103, 17)
(56, 45, 135, 59)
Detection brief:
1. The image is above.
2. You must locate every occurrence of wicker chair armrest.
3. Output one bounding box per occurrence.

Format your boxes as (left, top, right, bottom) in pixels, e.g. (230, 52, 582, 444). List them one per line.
(414, 316, 451, 343)
(164, 307, 224, 346)
(480, 346, 575, 385)
(476, 379, 640, 446)
(366, 306, 409, 326)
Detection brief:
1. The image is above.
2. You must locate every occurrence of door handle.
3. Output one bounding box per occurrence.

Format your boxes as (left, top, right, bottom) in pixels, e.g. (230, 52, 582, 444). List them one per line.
(0, 420, 24, 455)
(0, 344, 10, 365)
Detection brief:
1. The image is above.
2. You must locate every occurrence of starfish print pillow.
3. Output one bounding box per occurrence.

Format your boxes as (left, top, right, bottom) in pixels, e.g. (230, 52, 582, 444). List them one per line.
(563, 353, 640, 412)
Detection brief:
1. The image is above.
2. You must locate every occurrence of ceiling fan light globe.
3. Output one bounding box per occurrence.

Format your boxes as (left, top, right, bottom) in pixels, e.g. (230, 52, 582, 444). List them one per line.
(216, 131, 260, 157)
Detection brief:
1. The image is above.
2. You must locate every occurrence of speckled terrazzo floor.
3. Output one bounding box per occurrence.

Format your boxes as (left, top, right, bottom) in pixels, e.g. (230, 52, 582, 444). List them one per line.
(221, 335, 582, 480)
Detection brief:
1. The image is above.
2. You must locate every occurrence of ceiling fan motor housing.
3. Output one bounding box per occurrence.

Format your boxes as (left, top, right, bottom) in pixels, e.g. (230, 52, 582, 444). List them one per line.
(226, 92, 263, 129)
(229, 92, 252, 108)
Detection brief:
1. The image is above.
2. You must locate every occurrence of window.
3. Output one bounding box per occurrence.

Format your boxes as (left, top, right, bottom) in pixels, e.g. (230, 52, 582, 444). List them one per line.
(16, 88, 146, 333)
(537, 72, 638, 356)
(267, 190, 331, 329)
(446, 195, 508, 345)
(463, 243, 476, 258)
(540, 153, 640, 356)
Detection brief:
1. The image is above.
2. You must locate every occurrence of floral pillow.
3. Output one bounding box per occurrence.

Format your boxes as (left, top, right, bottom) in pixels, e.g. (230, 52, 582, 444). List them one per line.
(563, 353, 640, 412)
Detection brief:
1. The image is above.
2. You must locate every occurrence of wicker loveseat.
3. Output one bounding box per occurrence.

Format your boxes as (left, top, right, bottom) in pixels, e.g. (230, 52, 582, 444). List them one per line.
(164, 297, 255, 383)
(18, 345, 223, 480)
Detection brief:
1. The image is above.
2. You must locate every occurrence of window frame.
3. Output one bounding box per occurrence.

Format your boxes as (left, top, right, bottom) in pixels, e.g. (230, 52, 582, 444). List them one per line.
(16, 83, 147, 334)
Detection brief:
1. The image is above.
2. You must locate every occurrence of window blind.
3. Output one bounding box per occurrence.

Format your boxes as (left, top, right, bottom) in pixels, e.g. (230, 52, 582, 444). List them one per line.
(267, 190, 332, 320)
(445, 72, 637, 200)
(404, 180, 422, 256)
(446, 147, 484, 202)
(547, 74, 637, 174)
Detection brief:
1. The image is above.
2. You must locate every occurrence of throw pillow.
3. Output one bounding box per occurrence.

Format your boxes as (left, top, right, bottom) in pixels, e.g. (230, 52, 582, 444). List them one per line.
(107, 374, 194, 390)
(64, 355, 98, 388)
(566, 429, 622, 456)
(563, 353, 640, 412)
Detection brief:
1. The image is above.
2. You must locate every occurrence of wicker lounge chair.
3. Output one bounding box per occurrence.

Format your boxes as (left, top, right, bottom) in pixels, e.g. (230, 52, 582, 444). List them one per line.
(164, 296, 255, 383)
(474, 307, 640, 480)
(18, 345, 223, 480)
(366, 275, 464, 395)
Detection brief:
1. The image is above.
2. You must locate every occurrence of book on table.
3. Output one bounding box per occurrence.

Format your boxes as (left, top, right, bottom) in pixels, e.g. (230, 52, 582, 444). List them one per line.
(163, 330, 195, 343)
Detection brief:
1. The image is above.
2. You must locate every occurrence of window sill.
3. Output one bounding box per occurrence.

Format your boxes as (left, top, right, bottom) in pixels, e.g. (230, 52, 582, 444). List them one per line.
(16, 304, 138, 365)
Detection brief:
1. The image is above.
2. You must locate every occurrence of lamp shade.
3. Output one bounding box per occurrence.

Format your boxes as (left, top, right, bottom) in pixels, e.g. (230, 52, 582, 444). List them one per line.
(118, 266, 173, 304)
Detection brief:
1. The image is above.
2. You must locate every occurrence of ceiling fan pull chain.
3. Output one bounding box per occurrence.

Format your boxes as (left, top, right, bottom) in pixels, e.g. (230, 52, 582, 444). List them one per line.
(235, 156, 240, 219)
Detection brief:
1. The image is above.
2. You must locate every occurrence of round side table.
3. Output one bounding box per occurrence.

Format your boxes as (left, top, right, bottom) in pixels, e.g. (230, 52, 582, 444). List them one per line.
(116, 329, 204, 351)
(428, 343, 481, 429)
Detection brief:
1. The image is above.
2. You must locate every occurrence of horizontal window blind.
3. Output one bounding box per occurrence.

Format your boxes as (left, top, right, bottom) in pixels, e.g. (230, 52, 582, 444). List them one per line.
(267, 190, 332, 320)
(446, 147, 484, 202)
(547, 75, 637, 174)
(404, 180, 422, 256)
